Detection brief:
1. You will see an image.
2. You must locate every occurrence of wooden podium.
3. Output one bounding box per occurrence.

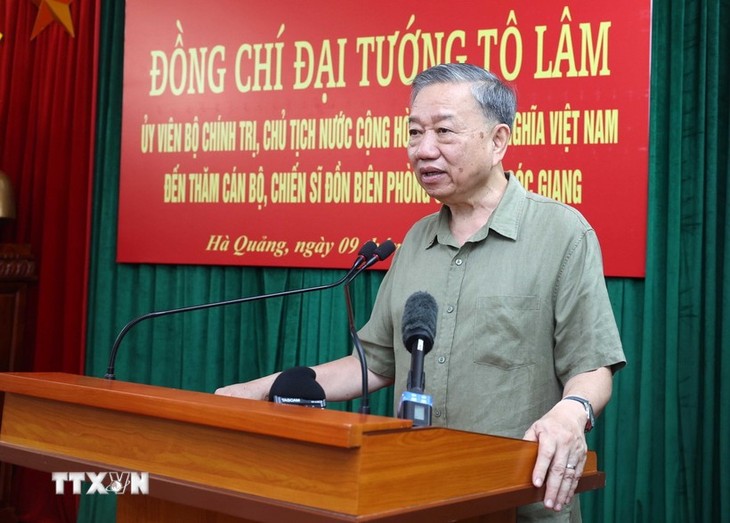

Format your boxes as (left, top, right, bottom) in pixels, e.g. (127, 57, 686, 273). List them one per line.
(0, 373, 604, 522)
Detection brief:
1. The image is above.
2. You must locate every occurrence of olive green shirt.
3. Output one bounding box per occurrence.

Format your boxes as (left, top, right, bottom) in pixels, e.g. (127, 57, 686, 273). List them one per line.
(359, 172, 625, 436)
(357, 174, 625, 521)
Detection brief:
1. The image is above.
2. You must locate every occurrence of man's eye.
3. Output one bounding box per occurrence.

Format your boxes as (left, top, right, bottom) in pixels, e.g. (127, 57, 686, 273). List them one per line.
(437, 128, 452, 134)
(409, 129, 421, 137)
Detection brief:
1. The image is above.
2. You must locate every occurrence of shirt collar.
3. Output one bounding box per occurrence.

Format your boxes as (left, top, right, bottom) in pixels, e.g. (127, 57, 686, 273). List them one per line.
(425, 172, 525, 249)
(487, 172, 524, 241)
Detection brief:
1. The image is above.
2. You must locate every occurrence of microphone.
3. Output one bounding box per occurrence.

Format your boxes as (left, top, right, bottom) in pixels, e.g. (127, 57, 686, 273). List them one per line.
(268, 366, 326, 408)
(345, 240, 396, 285)
(104, 240, 379, 380)
(344, 239, 397, 415)
(397, 291, 438, 427)
(351, 239, 378, 270)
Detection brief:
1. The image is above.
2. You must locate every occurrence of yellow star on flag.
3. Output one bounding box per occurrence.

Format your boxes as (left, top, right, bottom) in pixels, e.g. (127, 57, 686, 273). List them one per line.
(31, 0, 75, 40)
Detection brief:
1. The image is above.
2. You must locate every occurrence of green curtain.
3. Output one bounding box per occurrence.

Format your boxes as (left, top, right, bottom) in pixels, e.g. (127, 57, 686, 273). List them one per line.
(80, 0, 729, 521)
(583, 1, 729, 521)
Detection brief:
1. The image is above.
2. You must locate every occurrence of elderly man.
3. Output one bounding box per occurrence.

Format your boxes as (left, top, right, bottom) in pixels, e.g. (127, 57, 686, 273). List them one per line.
(217, 63, 626, 522)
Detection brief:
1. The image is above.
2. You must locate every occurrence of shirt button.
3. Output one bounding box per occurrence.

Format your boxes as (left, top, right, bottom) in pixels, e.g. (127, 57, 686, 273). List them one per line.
(447, 305, 454, 313)
(438, 356, 446, 364)
(434, 409, 442, 417)
(455, 259, 463, 266)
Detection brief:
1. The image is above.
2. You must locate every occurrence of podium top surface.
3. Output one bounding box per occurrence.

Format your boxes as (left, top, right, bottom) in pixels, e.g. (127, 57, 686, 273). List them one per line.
(0, 372, 411, 448)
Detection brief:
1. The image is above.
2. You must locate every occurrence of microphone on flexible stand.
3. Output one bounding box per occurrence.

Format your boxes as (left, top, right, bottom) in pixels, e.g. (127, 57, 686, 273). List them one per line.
(343, 239, 397, 414)
(104, 240, 382, 380)
(397, 291, 438, 427)
(345, 240, 396, 285)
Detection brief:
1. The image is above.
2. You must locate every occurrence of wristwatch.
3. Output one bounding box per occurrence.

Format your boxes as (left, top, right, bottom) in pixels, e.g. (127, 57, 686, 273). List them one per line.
(563, 395, 595, 432)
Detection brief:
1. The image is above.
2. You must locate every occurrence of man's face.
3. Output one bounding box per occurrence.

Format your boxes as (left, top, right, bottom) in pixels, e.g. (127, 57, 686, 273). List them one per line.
(407, 82, 499, 205)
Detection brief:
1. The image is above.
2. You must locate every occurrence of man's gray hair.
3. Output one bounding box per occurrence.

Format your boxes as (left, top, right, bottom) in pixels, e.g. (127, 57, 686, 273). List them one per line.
(411, 63, 517, 130)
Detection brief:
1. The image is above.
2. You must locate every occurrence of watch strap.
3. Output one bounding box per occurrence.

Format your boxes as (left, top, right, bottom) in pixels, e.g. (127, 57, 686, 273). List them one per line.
(563, 395, 595, 432)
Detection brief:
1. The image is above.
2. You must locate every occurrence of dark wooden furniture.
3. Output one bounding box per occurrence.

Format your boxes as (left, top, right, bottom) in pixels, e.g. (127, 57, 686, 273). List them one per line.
(0, 245, 36, 520)
(0, 244, 36, 376)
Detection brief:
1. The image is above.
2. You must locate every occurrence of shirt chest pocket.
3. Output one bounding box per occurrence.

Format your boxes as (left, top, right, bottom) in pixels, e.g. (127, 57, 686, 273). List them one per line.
(472, 295, 540, 369)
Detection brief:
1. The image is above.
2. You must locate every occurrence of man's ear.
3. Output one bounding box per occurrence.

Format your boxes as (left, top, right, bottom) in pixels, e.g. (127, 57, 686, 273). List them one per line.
(492, 124, 511, 163)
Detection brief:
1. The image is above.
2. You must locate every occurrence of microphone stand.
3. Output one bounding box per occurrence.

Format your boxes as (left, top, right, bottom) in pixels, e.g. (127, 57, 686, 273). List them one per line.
(342, 240, 396, 414)
(105, 247, 375, 380)
(344, 280, 370, 414)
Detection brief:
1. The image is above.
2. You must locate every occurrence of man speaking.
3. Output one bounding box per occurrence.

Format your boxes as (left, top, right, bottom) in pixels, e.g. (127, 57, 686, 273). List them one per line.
(217, 63, 626, 522)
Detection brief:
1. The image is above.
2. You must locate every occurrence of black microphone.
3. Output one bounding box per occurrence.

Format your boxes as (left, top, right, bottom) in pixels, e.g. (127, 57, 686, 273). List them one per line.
(268, 366, 326, 408)
(345, 239, 396, 285)
(397, 291, 438, 427)
(351, 239, 378, 269)
(343, 239, 397, 415)
(104, 240, 380, 380)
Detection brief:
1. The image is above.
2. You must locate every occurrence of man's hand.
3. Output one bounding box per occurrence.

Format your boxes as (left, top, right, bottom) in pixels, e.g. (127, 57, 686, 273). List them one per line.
(215, 373, 279, 400)
(523, 399, 588, 511)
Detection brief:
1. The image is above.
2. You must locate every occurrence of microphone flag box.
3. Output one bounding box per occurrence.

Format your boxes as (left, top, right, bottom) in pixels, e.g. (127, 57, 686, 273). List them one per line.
(273, 396, 326, 408)
(398, 391, 433, 427)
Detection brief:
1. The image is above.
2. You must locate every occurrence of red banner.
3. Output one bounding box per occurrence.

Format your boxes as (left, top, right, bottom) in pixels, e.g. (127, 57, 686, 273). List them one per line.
(119, 1, 651, 276)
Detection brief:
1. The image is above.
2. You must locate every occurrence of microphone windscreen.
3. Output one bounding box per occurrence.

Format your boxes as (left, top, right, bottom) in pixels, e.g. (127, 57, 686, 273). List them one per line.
(375, 239, 396, 261)
(358, 240, 378, 260)
(268, 366, 326, 407)
(402, 291, 438, 354)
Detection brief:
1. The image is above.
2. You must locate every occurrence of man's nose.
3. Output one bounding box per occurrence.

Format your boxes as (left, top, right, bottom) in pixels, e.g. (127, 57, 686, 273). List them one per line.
(411, 131, 440, 159)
